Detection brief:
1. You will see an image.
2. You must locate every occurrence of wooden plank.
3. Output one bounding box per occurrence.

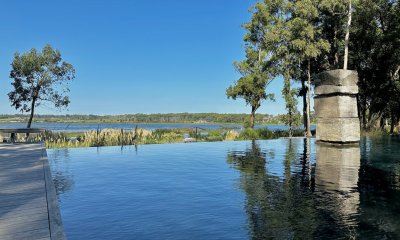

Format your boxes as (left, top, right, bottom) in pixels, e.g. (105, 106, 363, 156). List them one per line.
(0, 143, 65, 240)
(0, 227, 50, 240)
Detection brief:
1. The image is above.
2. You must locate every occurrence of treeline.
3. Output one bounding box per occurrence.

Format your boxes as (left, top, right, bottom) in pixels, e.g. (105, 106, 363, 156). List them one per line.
(228, 0, 400, 135)
(0, 113, 293, 125)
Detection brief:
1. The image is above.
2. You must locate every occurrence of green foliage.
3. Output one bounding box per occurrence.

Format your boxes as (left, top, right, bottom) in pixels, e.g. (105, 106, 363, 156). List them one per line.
(290, 1, 331, 60)
(227, 46, 275, 128)
(8, 44, 75, 128)
(281, 78, 301, 137)
(6, 127, 308, 149)
(227, 2, 277, 128)
(350, 0, 400, 131)
(204, 130, 225, 142)
(317, 0, 400, 131)
(237, 128, 304, 140)
(256, 128, 276, 139)
(238, 0, 328, 136)
(243, 117, 252, 128)
(238, 128, 260, 140)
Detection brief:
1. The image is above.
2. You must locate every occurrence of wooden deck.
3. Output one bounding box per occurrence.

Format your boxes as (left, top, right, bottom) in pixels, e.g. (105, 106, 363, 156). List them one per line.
(0, 143, 65, 240)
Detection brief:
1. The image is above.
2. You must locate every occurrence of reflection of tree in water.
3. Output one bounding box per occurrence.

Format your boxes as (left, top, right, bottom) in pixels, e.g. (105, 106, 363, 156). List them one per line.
(53, 172, 75, 195)
(49, 148, 75, 195)
(227, 140, 316, 239)
(227, 139, 400, 239)
(356, 137, 400, 238)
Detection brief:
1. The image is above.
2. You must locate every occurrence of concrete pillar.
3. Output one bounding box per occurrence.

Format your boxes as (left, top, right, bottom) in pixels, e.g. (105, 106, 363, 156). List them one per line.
(314, 70, 360, 143)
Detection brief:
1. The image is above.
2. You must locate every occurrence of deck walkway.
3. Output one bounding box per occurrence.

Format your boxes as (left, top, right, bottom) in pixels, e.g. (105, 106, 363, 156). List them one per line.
(0, 143, 65, 240)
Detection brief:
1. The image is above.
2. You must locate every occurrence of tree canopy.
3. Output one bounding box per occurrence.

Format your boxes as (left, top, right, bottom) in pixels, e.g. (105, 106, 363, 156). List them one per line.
(8, 44, 75, 128)
(227, 3, 276, 129)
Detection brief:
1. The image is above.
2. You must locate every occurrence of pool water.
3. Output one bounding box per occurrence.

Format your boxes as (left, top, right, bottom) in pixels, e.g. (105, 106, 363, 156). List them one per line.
(48, 137, 400, 239)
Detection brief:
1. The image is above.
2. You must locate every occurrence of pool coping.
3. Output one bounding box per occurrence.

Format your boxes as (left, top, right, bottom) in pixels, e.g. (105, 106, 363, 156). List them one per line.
(41, 144, 67, 240)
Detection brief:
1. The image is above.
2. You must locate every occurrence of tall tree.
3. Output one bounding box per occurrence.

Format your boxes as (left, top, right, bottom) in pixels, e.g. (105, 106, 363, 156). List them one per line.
(8, 44, 75, 128)
(351, 0, 400, 131)
(227, 47, 274, 128)
(256, 0, 302, 137)
(319, 0, 348, 69)
(319, 0, 355, 70)
(282, 77, 301, 137)
(242, 0, 305, 135)
(290, 0, 330, 137)
(227, 3, 275, 129)
(343, 0, 353, 69)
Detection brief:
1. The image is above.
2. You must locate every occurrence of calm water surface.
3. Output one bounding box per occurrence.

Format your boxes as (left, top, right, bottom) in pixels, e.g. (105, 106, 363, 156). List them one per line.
(0, 122, 240, 132)
(48, 137, 400, 239)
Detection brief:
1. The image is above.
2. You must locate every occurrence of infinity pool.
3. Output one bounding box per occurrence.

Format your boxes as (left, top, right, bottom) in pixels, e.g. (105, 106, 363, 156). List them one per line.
(48, 137, 400, 239)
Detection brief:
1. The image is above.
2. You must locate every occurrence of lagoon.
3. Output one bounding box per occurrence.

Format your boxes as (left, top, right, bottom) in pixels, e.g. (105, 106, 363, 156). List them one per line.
(0, 122, 296, 132)
(48, 137, 400, 239)
(0, 122, 316, 132)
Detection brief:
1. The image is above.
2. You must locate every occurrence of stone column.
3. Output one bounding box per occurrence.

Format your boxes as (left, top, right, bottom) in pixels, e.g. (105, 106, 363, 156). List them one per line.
(314, 70, 360, 143)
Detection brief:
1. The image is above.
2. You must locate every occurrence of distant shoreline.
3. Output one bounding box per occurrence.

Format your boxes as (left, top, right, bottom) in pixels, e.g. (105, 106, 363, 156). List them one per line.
(0, 113, 288, 126)
(0, 121, 280, 125)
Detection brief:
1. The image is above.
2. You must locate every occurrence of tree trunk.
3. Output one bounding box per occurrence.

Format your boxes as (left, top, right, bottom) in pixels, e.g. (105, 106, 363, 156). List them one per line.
(343, 0, 352, 70)
(250, 106, 256, 129)
(390, 113, 395, 134)
(334, 26, 339, 68)
(379, 117, 384, 131)
(283, 72, 293, 138)
(356, 95, 363, 128)
(301, 79, 308, 137)
(306, 60, 312, 137)
(362, 97, 367, 129)
(27, 98, 36, 128)
(288, 108, 293, 138)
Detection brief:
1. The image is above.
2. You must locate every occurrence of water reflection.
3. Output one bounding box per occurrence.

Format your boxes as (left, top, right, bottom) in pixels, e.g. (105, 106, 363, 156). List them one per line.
(227, 140, 316, 239)
(314, 143, 360, 238)
(227, 138, 400, 239)
(48, 148, 75, 195)
(227, 140, 360, 239)
(357, 137, 400, 237)
(48, 137, 400, 239)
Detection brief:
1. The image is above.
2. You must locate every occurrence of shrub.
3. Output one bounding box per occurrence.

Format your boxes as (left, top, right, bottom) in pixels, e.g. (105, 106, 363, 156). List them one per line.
(238, 128, 259, 140)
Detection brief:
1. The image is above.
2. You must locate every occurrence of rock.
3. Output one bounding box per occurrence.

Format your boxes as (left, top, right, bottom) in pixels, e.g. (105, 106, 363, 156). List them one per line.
(314, 69, 358, 87)
(316, 118, 360, 143)
(314, 95, 358, 118)
(314, 69, 360, 143)
(314, 85, 358, 95)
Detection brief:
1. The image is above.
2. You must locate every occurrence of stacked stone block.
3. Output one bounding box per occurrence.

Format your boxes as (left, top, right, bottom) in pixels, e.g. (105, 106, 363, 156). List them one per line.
(314, 70, 360, 143)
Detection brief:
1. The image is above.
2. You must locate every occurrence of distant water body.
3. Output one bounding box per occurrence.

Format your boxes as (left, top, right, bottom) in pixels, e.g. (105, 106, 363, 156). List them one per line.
(0, 122, 315, 132)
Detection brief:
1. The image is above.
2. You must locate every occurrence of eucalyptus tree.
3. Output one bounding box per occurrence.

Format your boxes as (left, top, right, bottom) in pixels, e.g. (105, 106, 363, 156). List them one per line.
(274, 1, 303, 137)
(240, 0, 302, 135)
(290, 0, 330, 137)
(227, 47, 275, 129)
(260, 0, 302, 137)
(281, 80, 301, 137)
(319, 0, 355, 69)
(227, 2, 276, 129)
(8, 44, 75, 128)
(351, 0, 400, 130)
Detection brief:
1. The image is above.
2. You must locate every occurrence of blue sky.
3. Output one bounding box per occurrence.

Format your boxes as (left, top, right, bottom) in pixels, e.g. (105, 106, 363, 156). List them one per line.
(0, 0, 301, 116)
